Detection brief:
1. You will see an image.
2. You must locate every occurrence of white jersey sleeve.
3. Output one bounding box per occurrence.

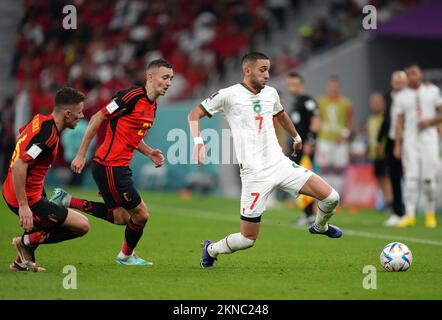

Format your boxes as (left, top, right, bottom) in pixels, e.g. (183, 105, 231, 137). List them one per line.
(199, 89, 228, 117)
(272, 88, 284, 116)
(393, 91, 405, 115)
(433, 86, 442, 107)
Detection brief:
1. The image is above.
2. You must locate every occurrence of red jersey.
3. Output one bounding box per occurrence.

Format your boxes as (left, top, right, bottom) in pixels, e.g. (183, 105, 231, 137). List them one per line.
(2, 114, 60, 207)
(94, 86, 157, 167)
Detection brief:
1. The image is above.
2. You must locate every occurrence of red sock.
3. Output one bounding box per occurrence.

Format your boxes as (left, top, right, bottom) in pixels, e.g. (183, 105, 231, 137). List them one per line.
(121, 240, 134, 256)
(70, 197, 85, 210)
(28, 231, 48, 246)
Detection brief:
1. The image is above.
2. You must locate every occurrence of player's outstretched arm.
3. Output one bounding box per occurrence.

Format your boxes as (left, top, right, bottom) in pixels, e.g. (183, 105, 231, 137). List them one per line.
(71, 110, 106, 173)
(137, 140, 164, 168)
(275, 111, 302, 157)
(11, 159, 33, 231)
(188, 106, 207, 165)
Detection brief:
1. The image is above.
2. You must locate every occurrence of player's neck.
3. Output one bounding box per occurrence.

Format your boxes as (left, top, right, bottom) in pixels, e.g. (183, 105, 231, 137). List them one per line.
(52, 112, 65, 132)
(409, 82, 421, 90)
(145, 85, 158, 102)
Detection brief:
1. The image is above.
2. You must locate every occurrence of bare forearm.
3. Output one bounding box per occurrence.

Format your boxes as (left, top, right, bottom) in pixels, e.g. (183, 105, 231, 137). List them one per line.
(429, 114, 442, 126)
(137, 140, 153, 157)
(77, 112, 105, 157)
(276, 111, 298, 137)
(188, 108, 205, 138)
(11, 160, 29, 206)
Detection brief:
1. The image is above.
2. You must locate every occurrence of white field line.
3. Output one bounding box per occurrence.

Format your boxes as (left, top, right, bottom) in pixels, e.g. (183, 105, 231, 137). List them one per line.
(150, 204, 442, 247)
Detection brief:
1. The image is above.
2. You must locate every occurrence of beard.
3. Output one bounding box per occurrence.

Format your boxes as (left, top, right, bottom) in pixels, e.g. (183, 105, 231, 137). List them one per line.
(250, 77, 265, 91)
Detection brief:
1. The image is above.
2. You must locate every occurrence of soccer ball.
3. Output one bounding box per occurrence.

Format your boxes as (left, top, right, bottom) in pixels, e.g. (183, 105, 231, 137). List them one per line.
(380, 242, 413, 271)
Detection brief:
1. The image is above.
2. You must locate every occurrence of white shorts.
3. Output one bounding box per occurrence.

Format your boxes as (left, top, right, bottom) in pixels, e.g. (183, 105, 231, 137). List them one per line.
(403, 143, 440, 180)
(315, 139, 349, 169)
(240, 157, 314, 221)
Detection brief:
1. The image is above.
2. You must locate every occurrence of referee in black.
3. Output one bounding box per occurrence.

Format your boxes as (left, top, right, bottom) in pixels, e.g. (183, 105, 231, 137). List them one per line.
(376, 71, 407, 226)
(286, 72, 320, 226)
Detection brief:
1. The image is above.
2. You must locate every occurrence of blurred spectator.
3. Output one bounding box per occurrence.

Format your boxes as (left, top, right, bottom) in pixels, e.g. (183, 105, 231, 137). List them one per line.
(366, 91, 392, 209)
(11, 0, 274, 104)
(0, 98, 16, 183)
(285, 72, 320, 226)
(14, 83, 32, 135)
(377, 71, 407, 226)
(315, 75, 353, 194)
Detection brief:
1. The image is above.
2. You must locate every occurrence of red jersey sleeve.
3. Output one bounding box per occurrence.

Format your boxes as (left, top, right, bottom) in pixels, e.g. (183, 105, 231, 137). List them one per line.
(20, 120, 58, 164)
(101, 87, 144, 120)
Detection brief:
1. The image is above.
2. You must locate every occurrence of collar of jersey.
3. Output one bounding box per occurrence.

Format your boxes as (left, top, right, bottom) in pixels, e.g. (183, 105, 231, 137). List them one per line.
(50, 115, 61, 135)
(240, 82, 258, 95)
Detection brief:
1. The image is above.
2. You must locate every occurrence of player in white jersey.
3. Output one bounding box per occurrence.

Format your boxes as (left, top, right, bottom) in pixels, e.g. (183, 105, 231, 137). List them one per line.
(188, 52, 342, 269)
(394, 64, 442, 228)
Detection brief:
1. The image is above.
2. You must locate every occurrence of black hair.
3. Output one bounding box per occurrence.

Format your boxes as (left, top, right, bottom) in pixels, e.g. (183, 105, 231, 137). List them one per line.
(404, 62, 420, 70)
(241, 52, 270, 66)
(54, 87, 85, 109)
(288, 72, 304, 83)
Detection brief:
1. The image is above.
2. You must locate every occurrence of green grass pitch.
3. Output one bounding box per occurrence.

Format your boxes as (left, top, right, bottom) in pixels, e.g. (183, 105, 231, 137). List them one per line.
(1, 188, 442, 300)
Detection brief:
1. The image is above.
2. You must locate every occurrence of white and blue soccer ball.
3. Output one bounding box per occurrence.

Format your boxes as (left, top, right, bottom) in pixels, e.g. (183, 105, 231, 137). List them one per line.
(380, 242, 413, 272)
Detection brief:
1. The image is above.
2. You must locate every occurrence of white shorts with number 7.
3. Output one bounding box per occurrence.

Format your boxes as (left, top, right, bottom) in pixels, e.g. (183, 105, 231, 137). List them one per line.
(240, 157, 314, 222)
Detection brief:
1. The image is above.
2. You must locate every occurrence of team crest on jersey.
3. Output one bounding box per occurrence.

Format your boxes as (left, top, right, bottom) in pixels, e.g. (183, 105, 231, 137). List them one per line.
(123, 192, 132, 202)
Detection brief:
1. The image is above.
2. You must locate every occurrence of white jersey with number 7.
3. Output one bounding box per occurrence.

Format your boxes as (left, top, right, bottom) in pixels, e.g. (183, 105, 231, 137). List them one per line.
(199, 83, 285, 172)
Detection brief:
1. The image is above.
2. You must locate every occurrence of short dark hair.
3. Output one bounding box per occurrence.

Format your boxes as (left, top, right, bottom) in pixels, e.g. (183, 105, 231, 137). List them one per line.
(329, 74, 340, 82)
(147, 59, 173, 71)
(404, 62, 420, 70)
(241, 52, 270, 66)
(54, 87, 85, 109)
(289, 72, 304, 83)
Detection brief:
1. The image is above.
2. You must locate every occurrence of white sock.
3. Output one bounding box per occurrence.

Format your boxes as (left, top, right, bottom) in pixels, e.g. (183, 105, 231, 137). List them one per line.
(62, 194, 72, 207)
(208, 233, 255, 257)
(117, 251, 131, 259)
(314, 188, 339, 232)
(23, 235, 30, 246)
(404, 178, 418, 217)
(422, 179, 436, 214)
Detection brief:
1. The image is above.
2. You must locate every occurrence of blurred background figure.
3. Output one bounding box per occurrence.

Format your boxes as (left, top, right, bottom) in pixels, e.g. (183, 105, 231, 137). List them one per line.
(376, 71, 407, 226)
(61, 118, 95, 186)
(315, 75, 353, 195)
(286, 72, 320, 226)
(394, 64, 442, 229)
(366, 91, 392, 211)
(0, 97, 16, 183)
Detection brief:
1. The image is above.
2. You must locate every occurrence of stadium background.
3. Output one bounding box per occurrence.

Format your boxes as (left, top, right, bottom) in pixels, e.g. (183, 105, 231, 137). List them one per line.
(1, 0, 442, 303)
(0, 0, 441, 208)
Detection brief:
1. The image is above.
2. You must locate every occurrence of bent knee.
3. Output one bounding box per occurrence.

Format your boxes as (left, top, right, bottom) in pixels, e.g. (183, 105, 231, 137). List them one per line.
(76, 220, 90, 235)
(130, 203, 149, 225)
(327, 188, 340, 206)
(319, 188, 339, 212)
